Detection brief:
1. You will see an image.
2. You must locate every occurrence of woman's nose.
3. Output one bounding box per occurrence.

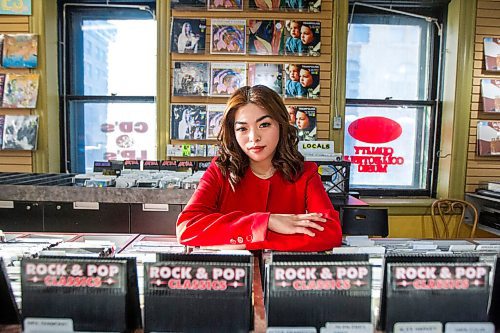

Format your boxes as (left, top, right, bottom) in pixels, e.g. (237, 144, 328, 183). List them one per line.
(249, 129, 260, 142)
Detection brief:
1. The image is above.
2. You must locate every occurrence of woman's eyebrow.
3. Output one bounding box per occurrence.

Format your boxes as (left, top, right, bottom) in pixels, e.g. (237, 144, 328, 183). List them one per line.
(235, 115, 271, 126)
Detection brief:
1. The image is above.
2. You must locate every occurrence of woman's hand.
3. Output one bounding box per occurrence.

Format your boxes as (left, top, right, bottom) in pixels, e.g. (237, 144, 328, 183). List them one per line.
(268, 213, 327, 237)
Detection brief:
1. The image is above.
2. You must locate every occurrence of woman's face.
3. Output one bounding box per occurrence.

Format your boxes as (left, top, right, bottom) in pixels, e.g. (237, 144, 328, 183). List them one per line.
(299, 69, 313, 87)
(296, 111, 310, 129)
(300, 26, 314, 45)
(234, 103, 279, 166)
(287, 107, 296, 125)
(290, 22, 301, 38)
(183, 23, 192, 34)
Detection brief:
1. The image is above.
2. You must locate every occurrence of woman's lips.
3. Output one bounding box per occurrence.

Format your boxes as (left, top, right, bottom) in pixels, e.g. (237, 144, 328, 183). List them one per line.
(249, 146, 265, 152)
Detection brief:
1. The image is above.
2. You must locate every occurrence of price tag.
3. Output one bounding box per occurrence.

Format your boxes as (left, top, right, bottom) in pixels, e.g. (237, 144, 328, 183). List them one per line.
(324, 322, 373, 333)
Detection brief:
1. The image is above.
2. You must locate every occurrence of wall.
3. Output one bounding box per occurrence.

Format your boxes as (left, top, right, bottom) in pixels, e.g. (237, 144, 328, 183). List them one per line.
(466, 0, 500, 193)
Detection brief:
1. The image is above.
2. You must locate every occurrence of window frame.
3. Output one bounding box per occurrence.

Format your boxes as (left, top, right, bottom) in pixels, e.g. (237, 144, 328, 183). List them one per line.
(58, 1, 156, 173)
(345, 4, 446, 197)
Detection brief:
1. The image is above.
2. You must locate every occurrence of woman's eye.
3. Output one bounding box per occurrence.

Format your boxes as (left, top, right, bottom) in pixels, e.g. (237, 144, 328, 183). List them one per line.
(235, 127, 247, 132)
(260, 122, 271, 128)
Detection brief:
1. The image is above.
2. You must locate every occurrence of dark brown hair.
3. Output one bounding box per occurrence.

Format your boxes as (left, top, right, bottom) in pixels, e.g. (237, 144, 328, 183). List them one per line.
(216, 85, 304, 189)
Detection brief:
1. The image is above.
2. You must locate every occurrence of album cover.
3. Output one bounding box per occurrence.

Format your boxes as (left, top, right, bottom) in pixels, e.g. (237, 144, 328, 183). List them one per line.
(282, 0, 321, 12)
(284, 20, 321, 56)
(0, 34, 3, 67)
(2, 73, 40, 108)
(170, 104, 207, 140)
(248, 0, 282, 10)
(210, 62, 247, 96)
(208, 0, 243, 10)
(477, 121, 500, 156)
(248, 63, 283, 95)
(206, 104, 225, 139)
(287, 106, 316, 141)
(284, 63, 320, 99)
(1, 34, 37, 68)
(170, 18, 206, 54)
(0, 73, 6, 104)
(248, 20, 285, 55)
(0, 115, 4, 148)
(481, 79, 500, 112)
(2, 115, 39, 150)
(170, 0, 207, 10)
(484, 37, 500, 71)
(210, 19, 246, 54)
(173, 61, 210, 96)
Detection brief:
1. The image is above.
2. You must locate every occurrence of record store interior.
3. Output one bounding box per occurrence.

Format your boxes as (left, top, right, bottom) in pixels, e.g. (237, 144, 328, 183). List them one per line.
(0, 0, 500, 332)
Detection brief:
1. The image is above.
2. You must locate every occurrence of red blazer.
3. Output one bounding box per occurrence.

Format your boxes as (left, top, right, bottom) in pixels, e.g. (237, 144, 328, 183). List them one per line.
(177, 160, 342, 251)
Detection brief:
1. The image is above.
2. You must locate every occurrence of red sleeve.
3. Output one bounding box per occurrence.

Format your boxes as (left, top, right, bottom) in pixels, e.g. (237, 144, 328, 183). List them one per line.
(247, 163, 342, 252)
(176, 163, 269, 247)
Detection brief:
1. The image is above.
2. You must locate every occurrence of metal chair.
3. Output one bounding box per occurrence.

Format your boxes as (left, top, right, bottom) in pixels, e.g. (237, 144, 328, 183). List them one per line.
(430, 199, 479, 238)
(341, 207, 389, 237)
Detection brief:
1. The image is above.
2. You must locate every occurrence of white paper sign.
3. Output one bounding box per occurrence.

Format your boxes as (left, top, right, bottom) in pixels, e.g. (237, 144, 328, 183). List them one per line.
(445, 322, 495, 333)
(394, 322, 443, 333)
(24, 318, 74, 333)
(267, 327, 317, 333)
(324, 322, 373, 333)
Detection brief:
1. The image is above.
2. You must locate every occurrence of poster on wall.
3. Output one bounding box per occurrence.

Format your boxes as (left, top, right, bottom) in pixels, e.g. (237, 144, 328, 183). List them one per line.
(0, 0, 31, 15)
(481, 79, 500, 113)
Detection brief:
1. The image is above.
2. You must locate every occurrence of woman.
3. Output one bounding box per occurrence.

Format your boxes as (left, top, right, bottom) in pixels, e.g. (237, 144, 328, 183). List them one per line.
(176, 85, 341, 251)
(296, 109, 317, 141)
(177, 22, 199, 53)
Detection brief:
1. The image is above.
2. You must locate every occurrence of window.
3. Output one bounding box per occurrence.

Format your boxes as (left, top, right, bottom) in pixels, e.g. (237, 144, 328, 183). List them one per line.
(345, 3, 446, 196)
(59, 1, 156, 173)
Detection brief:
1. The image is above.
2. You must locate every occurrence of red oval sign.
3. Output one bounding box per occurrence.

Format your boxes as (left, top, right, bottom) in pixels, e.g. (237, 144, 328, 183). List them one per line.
(348, 116, 402, 144)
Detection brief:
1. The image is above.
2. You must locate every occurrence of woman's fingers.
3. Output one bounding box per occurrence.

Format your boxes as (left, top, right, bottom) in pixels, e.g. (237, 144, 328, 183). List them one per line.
(301, 220, 324, 231)
(296, 227, 315, 237)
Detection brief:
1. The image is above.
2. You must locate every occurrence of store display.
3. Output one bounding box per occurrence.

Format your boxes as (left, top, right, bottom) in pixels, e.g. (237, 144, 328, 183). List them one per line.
(480, 79, 500, 113)
(266, 252, 372, 329)
(484, 37, 500, 72)
(248, 63, 283, 96)
(285, 63, 320, 99)
(210, 19, 246, 54)
(210, 62, 247, 96)
(0, 258, 20, 324)
(206, 104, 224, 139)
(248, 20, 285, 55)
(144, 251, 253, 333)
(170, 18, 207, 54)
(170, 104, 207, 140)
(284, 20, 321, 56)
(173, 61, 210, 96)
(21, 256, 141, 332)
(207, 0, 243, 10)
(378, 254, 491, 333)
(1, 33, 38, 68)
(2, 73, 39, 108)
(1, 114, 39, 150)
(476, 121, 500, 156)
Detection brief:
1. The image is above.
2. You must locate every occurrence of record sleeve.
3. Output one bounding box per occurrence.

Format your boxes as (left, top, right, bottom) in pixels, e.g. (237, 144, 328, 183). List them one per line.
(248, 20, 285, 55)
(248, 63, 283, 95)
(283, 0, 321, 12)
(170, 18, 206, 54)
(289, 106, 316, 141)
(476, 121, 500, 156)
(2, 73, 40, 108)
(170, 104, 207, 140)
(483, 37, 500, 71)
(210, 19, 246, 55)
(480, 79, 500, 112)
(173, 61, 209, 96)
(206, 104, 225, 139)
(248, 0, 282, 11)
(0, 73, 5, 105)
(285, 63, 320, 99)
(208, 0, 243, 10)
(170, 0, 207, 9)
(210, 62, 247, 96)
(0, 114, 4, 147)
(284, 20, 321, 56)
(2, 114, 39, 150)
(2, 33, 38, 68)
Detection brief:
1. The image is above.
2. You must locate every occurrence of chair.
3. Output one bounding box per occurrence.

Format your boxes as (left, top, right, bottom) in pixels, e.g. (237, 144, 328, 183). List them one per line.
(341, 207, 389, 237)
(430, 199, 478, 238)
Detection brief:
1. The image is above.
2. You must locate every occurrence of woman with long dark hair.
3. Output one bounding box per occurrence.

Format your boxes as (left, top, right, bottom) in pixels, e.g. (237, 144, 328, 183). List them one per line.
(177, 85, 341, 251)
